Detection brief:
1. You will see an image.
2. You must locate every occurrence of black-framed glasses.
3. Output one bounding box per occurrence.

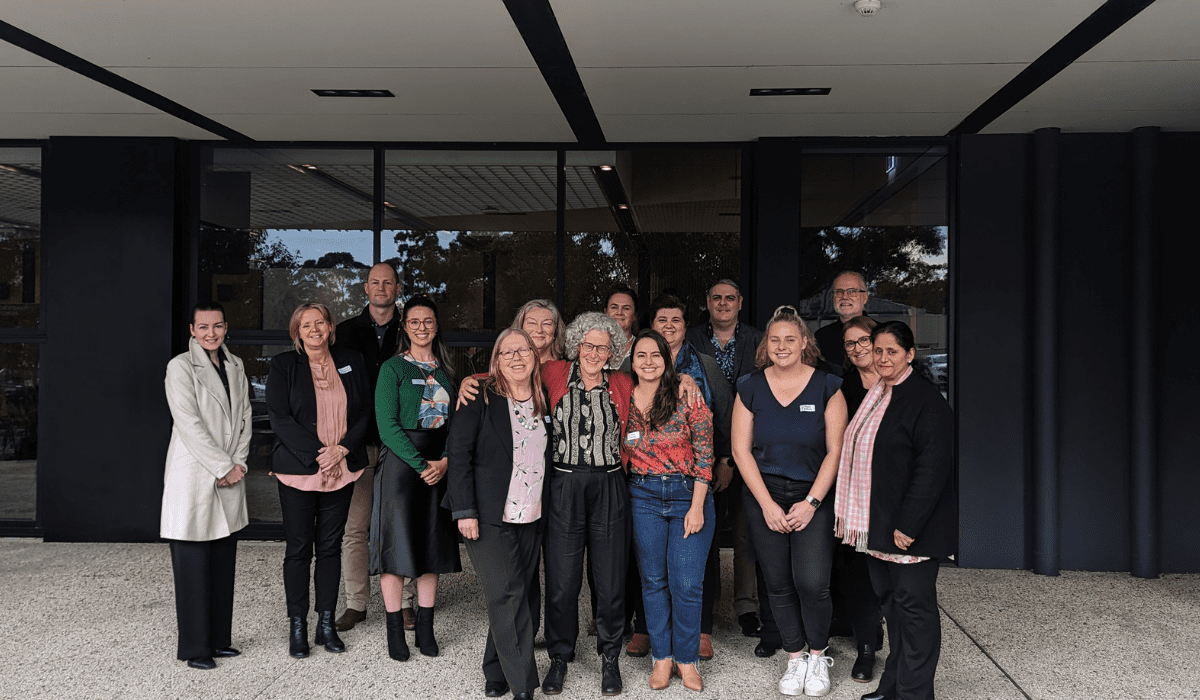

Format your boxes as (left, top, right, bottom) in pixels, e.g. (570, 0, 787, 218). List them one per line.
(406, 318, 437, 329)
(579, 342, 611, 357)
(843, 336, 872, 350)
(498, 347, 533, 361)
(832, 288, 867, 297)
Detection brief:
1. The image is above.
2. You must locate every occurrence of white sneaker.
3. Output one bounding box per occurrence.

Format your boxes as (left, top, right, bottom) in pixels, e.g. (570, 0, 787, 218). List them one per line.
(803, 651, 834, 697)
(779, 656, 806, 696)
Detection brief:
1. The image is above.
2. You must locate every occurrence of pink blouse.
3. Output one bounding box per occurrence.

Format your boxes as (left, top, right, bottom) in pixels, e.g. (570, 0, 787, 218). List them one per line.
(275, 360, 362, 493)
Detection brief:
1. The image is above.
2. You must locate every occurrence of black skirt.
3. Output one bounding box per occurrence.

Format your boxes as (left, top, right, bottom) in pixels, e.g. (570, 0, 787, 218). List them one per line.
(369, 444, 462, 578)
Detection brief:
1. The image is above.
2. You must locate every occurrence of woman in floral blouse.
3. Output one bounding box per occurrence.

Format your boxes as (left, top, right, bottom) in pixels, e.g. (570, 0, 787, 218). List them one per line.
(624, 329, 715, 692)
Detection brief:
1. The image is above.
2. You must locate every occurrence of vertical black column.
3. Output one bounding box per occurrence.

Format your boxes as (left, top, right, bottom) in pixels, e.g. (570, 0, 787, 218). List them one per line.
(40, 137, 181, 542)
(740, 146, 756, 326)
(754, 139, 801, 324)
(1032, 128, 1061, 576)
(373, 148, 384, 264)
(555, 150, 566, 312)
(1130, 127, 1160, 579)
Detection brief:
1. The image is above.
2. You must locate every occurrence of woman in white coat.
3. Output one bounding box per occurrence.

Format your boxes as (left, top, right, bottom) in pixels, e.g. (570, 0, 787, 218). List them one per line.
(162, 301, 253, 670)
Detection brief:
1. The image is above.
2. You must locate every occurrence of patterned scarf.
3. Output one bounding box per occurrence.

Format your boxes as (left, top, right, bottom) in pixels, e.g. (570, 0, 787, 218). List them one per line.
(834, 365, 911, 550)
(674, 340, 713, 406)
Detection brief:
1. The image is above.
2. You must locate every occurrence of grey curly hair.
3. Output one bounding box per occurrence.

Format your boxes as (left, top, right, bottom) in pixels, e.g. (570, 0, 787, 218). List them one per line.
(564, 311, 626, 369)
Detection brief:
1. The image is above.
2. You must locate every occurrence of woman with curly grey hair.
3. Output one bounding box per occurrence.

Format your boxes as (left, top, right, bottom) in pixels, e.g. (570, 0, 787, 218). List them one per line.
(539, 312, 634, 697)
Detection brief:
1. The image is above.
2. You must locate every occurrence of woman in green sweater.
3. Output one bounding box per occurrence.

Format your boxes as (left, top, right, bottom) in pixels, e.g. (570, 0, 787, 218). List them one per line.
(370, 295, 461, 662)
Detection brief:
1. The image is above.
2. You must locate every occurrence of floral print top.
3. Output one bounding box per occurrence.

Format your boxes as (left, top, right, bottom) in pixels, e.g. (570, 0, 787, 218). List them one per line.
(623, 396, 715, 484)
(503, 396, 548, 524)
(407, 355, 450, 429)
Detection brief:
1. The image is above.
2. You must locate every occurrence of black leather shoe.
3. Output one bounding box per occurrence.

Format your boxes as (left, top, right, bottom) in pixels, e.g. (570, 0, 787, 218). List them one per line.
(186, 656, 216, 670)
(754, 636, 780, 658)
(542, 656, 567, 695)
(211, 647, 240, 658)
(385, 610, 410, 662)
(852, 644, 876, 682)
(335, 607, 366, 632)
(600, 654, 622, 696)
(315, 610, 346, 653)
(289, 615, 310, 658)
(738, 612, 762, 637)
(860, 692, 893, 700)
(484, 680, 509, 697)
(513, 694, 533, 700)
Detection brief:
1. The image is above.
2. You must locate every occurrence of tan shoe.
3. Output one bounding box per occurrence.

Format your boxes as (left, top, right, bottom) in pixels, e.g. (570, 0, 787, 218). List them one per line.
(675, 662, 703, 692)
(698, 633, 714, 660)
(649, 659, 672, 690)
(402, 607, 416, 631)
(626, 633, 650, 657)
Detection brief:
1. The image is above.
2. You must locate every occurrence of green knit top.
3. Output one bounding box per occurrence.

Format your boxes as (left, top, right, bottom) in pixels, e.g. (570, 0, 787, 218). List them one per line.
(375, 355, 455, 473)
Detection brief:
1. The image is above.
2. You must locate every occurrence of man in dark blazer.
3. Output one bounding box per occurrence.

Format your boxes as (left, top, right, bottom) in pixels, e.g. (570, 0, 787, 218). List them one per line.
(331, 262, 412, 632)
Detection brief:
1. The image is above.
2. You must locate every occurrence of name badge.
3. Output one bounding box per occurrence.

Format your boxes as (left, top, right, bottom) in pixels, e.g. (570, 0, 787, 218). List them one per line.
(411, 378, 425, 385)
(337, 365, 352, 375)
(544, 416, 552, 424)
(799, 404, 816, 412)
(626, 431, 641, 442)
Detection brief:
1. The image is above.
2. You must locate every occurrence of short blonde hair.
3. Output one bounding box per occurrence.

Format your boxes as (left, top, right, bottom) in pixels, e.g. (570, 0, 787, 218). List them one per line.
(511, 299, 567, 360)
(288, 302, 336, 353)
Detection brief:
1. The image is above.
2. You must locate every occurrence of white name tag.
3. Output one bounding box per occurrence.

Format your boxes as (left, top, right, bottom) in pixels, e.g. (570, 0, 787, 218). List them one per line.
(338, 365, 352, 375)
(544, 416, 552, 424)
(411, 378, 425, 385)
(799, 404, 816, 412)
(626, 431, 641, 442)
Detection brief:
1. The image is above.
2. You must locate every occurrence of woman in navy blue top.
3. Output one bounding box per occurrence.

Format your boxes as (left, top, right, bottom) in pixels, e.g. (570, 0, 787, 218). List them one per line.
(732, 306, 847, 698)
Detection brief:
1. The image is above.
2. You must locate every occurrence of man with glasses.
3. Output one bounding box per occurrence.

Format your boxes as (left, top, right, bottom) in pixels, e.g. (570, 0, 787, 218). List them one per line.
(813, 271, 871, 372)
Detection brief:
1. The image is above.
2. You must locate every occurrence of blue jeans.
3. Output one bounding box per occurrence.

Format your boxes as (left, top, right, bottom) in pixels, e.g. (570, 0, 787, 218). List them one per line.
(629, 474, 715, 664)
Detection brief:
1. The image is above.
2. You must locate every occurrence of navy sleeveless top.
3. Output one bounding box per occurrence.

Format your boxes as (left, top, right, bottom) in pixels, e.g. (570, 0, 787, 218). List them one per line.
(736, 368, 842, 483)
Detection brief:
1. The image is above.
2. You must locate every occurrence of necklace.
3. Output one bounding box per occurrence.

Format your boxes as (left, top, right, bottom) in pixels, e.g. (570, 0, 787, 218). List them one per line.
(512, 397, 539, 431)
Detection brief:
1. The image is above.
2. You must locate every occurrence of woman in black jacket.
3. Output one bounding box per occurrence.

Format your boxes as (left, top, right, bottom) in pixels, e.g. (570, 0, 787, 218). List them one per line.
(446, 329, 552, 700)
(266, 303, 372, 658)
(834, 321, 956, 700)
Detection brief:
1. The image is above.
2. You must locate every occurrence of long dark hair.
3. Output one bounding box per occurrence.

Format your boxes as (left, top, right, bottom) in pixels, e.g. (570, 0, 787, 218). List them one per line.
(630, 329, 679, 430)
(870, 320, 934, 384)
(397, 295, 456, 384)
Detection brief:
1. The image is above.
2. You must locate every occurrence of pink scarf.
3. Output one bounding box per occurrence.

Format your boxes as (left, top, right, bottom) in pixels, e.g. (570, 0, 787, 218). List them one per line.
(834, 366, 911, 549)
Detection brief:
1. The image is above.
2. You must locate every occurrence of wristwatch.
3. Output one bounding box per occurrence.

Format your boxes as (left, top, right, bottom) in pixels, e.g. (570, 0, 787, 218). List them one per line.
(805, 495, 822, 508)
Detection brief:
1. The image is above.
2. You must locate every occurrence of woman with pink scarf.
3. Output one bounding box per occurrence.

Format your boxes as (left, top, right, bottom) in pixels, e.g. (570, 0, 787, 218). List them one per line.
(835, 321, 956, 700)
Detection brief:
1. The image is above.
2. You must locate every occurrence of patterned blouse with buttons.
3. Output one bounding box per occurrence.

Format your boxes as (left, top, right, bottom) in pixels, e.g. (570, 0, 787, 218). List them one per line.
(623, 397, 715, 484)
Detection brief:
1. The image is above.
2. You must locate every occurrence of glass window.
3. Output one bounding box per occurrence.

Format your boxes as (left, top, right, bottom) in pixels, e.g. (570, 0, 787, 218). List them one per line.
(798, 147, 949, 393)
(0, 147, 41, 328)
(383, 151, 557, 333)
(0, 343, 37, 519)
(199, 148, 375, 331)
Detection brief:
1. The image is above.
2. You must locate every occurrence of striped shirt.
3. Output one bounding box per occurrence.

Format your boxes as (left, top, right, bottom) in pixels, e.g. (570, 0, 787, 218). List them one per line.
(552, 363, 622, 467)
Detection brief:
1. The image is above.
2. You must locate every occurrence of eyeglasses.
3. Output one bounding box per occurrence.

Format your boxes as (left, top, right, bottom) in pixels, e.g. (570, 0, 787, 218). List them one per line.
(406, 318, 437, 329)
(843, 336, 872, 350)
(579, 342, 611, 357)
(833, 288, 867, 297)
(497, 347, 533, 361)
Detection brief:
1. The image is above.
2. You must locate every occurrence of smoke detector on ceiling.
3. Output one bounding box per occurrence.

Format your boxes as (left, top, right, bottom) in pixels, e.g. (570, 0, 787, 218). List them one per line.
(854, 0, 881, 16)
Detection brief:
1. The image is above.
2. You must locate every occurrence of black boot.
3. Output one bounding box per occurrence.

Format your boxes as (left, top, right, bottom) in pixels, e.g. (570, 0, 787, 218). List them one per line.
(288, 615, 310, 658)
(542, 655, 567, 694)
(415, 606, 439, 657)
(852, 643, 877, 682)
(600, 654, 622, 696)
(315, 610, 346, 653)
(386, 610, 410, 661)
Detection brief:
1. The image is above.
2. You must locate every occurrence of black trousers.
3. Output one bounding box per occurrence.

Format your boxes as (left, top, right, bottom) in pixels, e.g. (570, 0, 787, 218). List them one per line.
(831, 542, 883, 645)
(278, 480, 355, 617)
(544, 465, 630, 660)
(698, 473, 742, 635)
(743, 474, 835, 653)
(868, 556, 941, 700)
(466, 522, 543, 695)
(169, 536, 237, 660)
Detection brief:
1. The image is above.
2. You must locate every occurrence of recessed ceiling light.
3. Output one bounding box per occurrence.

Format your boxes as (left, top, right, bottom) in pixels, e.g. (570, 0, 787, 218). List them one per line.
(311, 89, 395, 97)
(303, 164, 317, 170)
(600, 165, 613, 171)
(617, 204, 629, 210)
(749, 88, 831, 96)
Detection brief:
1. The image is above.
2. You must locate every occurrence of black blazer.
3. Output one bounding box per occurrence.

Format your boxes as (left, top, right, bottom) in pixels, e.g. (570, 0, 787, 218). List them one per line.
(333, 305, 400, 446)
(445, 386, 554, 527)
(685, 322, 763, 386)
(866, 375, 958, 558)
(266, 346, 372, 475)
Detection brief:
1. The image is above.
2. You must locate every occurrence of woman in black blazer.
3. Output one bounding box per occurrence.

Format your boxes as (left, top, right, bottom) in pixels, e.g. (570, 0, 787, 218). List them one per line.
(266, 303, 371, 659)
(446, 329, 553, 700)
(834, 321, 956, 700)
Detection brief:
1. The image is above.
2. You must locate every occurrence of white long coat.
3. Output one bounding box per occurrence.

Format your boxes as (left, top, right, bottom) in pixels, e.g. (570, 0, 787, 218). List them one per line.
(161, 338, 252, 541)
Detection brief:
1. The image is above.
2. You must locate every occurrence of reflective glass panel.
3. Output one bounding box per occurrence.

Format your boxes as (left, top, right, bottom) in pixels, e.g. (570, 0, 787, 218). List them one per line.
(0, 147, 41, 328)
(0, 343, 37, 519)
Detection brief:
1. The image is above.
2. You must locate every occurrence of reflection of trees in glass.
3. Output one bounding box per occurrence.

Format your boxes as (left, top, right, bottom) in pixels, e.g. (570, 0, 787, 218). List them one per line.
(801, 225, 947, 314)
(0, 343, 38, 460)
(563, 232, 637, 317)
(390, 229, 555, 331)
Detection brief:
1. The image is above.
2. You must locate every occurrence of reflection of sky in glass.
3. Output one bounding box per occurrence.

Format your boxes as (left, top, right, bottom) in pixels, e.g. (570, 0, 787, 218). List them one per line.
(268, 229, 373, 266)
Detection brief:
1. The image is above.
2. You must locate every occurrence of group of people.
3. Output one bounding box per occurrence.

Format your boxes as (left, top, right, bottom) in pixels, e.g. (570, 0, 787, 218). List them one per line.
(160, 266, 956, 700)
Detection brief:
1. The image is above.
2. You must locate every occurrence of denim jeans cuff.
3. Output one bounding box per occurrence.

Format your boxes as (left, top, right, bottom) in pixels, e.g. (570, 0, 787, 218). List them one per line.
(651, 654, 674, 663)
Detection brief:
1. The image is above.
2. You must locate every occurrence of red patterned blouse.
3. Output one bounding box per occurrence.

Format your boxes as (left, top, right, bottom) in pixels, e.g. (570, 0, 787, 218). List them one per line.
(623, 397, 715, 483)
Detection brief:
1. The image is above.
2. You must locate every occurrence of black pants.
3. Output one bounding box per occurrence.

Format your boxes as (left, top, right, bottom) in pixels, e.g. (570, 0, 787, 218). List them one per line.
(831, 542, 883, 645)
(466, 522, 543, 695)
(868, 556, 941, 700)
(278, 480, 355, 617)
(544, 465, 630, 660)
(698, 473, 741, 635)
(169, 536, 237, 660)
(743, 474, 835, 653)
